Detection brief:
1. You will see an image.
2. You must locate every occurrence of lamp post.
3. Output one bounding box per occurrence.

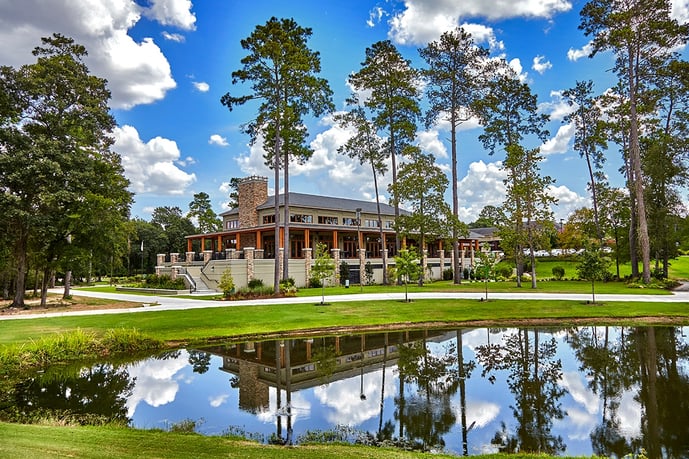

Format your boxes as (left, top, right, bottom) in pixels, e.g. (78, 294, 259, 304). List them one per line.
(356, 208, 362, 292)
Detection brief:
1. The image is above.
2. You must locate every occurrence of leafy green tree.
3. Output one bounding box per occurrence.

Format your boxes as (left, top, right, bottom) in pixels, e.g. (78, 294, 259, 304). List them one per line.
(563, 80, 607, 242)
(221, 17, 334, 292)
(580, 0, 689, 283)
(336, 99, 390, 284)
(348, 40, 421, 254)
(420, 26, 492, 284)
(476, 69, 551, 288)
(475, 243, 498, 301)
(188, 192, 221, 234)
(132, 218, 166, 275)
(470, 205, 503, 228)
(0, 34, 132, 307)
(395, 247, 422, 302)
(218, 267, 235, 299)
(390, 152, 463, 285)
(226, 177, 242, 209)
(577, 244, 611, 304)
(151, 206, 196, 255)
(311, 242, 335, 305)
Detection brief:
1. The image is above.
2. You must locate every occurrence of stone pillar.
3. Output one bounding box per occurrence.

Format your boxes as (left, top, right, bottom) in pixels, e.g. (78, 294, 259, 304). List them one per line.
(331, 248, 341, 285)
(156, 253, 166, 266)
(439, 249, 445, 278)
(422, 249, 428, 282)
(254, 249, 264, 259)
(203, 250, 212, 263)
(358, 248, 366, 285)
(186, 251, 194, 264)
(382, 249, 389, 284)
(155, 266, 162, 275)
(227, 248, 237, 259)
(245, 247, 255, 283)
(278, 248, 284, 281)
(170, 253, 179, 264)
(303, 247, 312, 286)
(170, 266, 178, 280)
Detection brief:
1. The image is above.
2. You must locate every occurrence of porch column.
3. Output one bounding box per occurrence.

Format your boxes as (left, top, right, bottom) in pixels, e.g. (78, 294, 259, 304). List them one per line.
(303, 247, 312, 286)
(187, 239, 192, 252)
(245, 247, 255, 282)
(278, 248, 284, 280)
(256, 230, 262, 249)
(331, 248, 340, 284)
(358, 247, 366, 285)
(236, 233, 241, 251)
(332, 230, 338, 249)
(439, 249, 445, 278)
(304, 229, 310, 248)
(217, 235, 222, 251)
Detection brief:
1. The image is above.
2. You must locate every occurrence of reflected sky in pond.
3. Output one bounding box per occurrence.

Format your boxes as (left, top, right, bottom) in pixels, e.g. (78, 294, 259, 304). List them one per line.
(7, 326, 689, 457)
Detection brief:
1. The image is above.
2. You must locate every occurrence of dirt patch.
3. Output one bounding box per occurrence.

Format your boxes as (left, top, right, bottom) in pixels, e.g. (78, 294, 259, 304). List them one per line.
(0, 296, 143, 316)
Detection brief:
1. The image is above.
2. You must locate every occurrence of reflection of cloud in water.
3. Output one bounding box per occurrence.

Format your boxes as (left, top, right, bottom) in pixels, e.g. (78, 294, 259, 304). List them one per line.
(209, 394, 229, 408)
(617, 387, 641, 438)
(560, 371, 600, 415)
(314, 366, 397, 426)
(464, 399, 500, 428)
(257, 389, 312, 426)
(125, 351, 190, 417)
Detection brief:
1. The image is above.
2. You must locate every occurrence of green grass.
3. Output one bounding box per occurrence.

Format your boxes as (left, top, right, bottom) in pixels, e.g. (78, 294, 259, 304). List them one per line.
(1, 297, 688, 348)
(0, 422, 599, 459)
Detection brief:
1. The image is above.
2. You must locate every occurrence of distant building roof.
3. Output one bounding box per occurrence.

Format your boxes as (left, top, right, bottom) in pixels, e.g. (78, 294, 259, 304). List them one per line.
(220, 192, 402, 217)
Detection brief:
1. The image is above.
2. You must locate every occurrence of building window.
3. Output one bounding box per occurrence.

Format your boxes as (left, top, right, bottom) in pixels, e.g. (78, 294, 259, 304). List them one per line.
(385, 220, 394, 229)
(226, 220, 239, 229)
(365, 219, 379, 228)
(263, 215, 275, 224)
(318, 216, 338, 225)
(290, 214, 313, 223)
(343, 217, 357, 226)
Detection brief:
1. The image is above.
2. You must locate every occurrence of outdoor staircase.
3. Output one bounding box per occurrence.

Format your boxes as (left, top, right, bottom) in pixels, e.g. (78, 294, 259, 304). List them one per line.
(184, 266, 217, 295)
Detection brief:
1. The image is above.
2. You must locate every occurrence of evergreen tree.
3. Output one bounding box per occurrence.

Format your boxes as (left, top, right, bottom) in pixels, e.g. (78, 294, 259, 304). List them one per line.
(221, 17, 333, 293)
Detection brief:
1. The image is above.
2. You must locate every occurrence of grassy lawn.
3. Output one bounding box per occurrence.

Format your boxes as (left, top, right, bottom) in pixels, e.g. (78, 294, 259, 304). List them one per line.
(1, 296, 688, 347)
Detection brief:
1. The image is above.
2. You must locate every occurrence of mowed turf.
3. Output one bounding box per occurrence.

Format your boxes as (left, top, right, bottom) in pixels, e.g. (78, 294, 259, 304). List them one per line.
(1, 297, 688, 347)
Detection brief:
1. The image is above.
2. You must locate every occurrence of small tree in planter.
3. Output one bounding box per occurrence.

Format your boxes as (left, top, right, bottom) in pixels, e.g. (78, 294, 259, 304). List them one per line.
(576, 244, 610, 304)
(474, 243, 498, 301)
(311, 243, 336, 305)
(218, 267, 235, 299)
(395, 247, 422, 302)
(364, 261, 375, 286)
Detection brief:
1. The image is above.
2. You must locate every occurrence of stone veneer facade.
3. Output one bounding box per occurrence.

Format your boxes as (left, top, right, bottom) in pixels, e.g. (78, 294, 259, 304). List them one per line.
(238, 175, 268, 229)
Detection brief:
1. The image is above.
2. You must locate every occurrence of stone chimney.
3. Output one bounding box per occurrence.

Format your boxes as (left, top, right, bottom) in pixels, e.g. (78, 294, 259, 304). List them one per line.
(238, 176, 268, 228)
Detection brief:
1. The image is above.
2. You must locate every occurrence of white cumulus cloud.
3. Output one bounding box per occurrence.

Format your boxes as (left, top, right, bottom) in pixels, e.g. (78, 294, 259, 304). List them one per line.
(209, 134, 228, 146)
(114, 125, 196, 195)
(567, 42, 594, 61)
(0, 0, 192, 109)
(457, 160, 508, 222)
(532, 55, 552, 74)
(193, 81, 210, 92)
(541, 123, 574, 155)
(387, 0, 572, 45)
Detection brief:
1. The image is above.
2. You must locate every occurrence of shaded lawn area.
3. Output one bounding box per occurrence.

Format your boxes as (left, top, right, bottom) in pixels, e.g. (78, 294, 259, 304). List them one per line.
(1, 297, 688, 347)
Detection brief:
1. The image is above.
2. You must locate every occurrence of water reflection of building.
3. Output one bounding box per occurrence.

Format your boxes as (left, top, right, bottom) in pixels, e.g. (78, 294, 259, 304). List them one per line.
(200, 329, 454, 415)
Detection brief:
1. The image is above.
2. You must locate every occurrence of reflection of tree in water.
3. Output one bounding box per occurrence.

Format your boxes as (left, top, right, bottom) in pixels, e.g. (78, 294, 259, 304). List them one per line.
(570, 326, 689, 458)
(393, 338, 460, 451)
(8, 363, 134, 424)
(475, 329, 565, 454)
(568, 326, 634, 457)
(188, 350, 212, 374)
(311, 343, 339, 385)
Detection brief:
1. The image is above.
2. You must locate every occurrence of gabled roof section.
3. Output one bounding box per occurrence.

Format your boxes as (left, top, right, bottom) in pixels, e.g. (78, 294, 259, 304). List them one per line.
(255, 192, 403, 216)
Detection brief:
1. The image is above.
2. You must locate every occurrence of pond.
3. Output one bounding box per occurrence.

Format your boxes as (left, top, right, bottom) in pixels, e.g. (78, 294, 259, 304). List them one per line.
(4, 326, 689, 457)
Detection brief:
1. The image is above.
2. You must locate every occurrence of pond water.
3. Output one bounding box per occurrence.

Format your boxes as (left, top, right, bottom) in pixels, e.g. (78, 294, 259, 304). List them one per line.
(5, 326, 689, 457)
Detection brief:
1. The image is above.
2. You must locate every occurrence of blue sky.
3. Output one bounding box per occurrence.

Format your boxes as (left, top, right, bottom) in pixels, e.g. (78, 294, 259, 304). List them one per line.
(1, 0, 688, 223)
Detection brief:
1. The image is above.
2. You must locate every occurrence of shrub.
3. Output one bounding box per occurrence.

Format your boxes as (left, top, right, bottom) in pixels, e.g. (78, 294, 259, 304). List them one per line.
(552, 266, 565, 280)
(309, 276, 322, 289)
(218, 268, 235, 298)
(364, 261, 375, 285)
(279, 277, 297, 296)
(339, 261, 350, 286)
(247, 278, 264, 290)
(496, 266, 513, 279)
(442, 268, 454, 281)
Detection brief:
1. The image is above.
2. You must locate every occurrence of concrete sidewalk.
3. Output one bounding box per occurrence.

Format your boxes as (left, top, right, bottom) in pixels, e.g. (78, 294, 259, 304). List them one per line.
(1, 286, 687, 321)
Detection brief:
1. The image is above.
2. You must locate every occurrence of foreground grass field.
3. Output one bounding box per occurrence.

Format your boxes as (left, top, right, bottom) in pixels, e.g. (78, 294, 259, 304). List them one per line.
(0, 422, 593, 459)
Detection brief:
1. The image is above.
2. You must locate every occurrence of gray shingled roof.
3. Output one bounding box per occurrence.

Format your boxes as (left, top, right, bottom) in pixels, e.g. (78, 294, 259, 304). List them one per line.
(221, 192, 404, 217)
